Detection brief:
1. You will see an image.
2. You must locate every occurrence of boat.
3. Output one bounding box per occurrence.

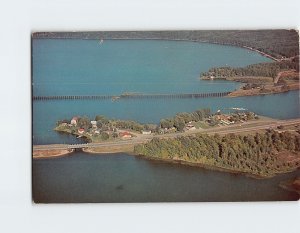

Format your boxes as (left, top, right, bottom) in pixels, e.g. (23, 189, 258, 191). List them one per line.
(111, 96, 120, 102)
(99, 39, 104, 45)
(230, 107, 247, 111)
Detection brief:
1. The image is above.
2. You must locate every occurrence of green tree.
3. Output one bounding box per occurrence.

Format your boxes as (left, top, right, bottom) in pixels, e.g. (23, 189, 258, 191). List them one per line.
(101, 132, 109, 140)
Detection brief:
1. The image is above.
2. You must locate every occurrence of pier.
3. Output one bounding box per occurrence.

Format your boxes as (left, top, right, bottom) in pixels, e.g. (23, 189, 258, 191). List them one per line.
(33, 92, 231, 101)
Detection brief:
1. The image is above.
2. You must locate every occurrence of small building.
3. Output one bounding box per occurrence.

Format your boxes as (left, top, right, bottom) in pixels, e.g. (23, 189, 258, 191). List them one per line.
(71, 117, 78, 126)
(119, 132, 132, 139)
(220, 120, 231, 125)
(78, 128, 85, 134)
(91, 120, 97, 128)
(142, 130, 151, 135)
(215, 114, 230, 121)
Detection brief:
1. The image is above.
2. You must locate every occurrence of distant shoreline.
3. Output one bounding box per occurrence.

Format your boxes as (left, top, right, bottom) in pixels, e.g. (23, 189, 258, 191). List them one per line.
(201, 71, 300, 97)
(32, 36, 279, 62)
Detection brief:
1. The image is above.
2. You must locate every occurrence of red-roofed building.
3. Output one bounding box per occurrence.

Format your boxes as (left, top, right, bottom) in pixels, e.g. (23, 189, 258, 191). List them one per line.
(119, 132, 132, 139)
(78, 128, 85, 134)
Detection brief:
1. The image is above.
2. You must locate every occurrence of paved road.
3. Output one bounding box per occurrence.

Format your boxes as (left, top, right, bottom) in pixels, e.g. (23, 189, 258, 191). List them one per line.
(33, 118, 300, 151)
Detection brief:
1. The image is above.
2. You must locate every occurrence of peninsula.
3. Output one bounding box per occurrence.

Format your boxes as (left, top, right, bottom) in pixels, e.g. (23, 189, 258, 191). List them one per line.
(33, 109, 300, 179)
(201, 59, 300, 97)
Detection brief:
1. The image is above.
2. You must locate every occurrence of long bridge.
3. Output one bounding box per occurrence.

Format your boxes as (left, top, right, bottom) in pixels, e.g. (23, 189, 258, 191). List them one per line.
(32, 92, 231, 101)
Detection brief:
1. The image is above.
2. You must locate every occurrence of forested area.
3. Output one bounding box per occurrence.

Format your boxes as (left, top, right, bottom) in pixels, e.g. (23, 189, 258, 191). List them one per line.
(34, 30, 299, 59)
(201, 60, 299, 79)
(134, 130, 300, 177)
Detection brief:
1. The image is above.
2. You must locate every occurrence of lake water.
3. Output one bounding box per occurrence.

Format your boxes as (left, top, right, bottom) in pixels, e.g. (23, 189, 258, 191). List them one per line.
(32, 152, 300, 203)
(32, 39, 300, 202)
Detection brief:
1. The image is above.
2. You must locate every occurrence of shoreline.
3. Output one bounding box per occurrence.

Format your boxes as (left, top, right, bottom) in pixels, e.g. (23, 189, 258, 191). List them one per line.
(32, 33, 281, 62)
(201, 74, 299, 97)
(33, 148, 74, 159)
(134, 153, 299, 179)
(228, 84, 300, 97)
(82, 144, 134, 154)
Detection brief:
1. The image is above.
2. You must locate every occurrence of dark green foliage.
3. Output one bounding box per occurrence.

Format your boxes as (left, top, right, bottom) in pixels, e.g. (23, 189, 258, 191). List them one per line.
(77, 116, 91, 130)
(101, 132, 109, 140)
(115, 120, 144, 132)
(134, 130, 300, 176)
(159, 108, 211, 131)
(95, 115, 109, 124)
(201, 61, 298, 79)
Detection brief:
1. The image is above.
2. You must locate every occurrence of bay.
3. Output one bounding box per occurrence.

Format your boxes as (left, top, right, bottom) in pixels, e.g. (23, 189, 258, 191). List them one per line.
(32, 39, 300, 202)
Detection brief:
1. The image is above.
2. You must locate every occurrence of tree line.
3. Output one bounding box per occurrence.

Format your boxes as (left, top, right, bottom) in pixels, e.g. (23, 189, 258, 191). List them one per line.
(34, 30, 299, 59)
(134, 130, 300, 176)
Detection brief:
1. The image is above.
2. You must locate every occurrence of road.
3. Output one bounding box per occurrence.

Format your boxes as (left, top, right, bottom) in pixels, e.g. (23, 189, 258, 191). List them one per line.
(33, 118, 300, 151)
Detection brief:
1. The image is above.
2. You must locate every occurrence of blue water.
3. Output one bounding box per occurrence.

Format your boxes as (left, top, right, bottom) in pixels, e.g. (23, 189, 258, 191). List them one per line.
(32, 39, 271, 96)
(32, 39, 300, 145)
(32, 39, 300, 202)
(32, 152, 300, 203)
(33, 91, 300, 145)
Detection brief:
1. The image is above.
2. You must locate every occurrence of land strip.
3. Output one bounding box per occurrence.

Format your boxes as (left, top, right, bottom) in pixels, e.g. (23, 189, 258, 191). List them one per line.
(33, 118, 300, 156)
(33, 148, 74, 159)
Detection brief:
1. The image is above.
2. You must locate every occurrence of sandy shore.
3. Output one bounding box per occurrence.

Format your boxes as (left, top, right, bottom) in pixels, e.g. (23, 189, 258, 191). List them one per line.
(33, 149, 74, 159)
(83, 144, 135, 154)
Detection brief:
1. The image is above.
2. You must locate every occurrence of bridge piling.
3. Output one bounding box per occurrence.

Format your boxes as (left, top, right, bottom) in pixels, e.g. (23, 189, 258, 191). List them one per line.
(33, 91, 230, 101)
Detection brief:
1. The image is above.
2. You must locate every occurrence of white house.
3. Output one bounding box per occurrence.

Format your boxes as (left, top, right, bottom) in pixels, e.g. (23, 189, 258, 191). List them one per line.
(142, 130, 151, 135)
(71, 117, 78, 126)
(91, 120, 97, 128)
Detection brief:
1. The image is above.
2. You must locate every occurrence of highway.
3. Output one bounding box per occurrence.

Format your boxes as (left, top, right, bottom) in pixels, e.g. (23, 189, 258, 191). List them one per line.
(33, 118, 300, 151)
